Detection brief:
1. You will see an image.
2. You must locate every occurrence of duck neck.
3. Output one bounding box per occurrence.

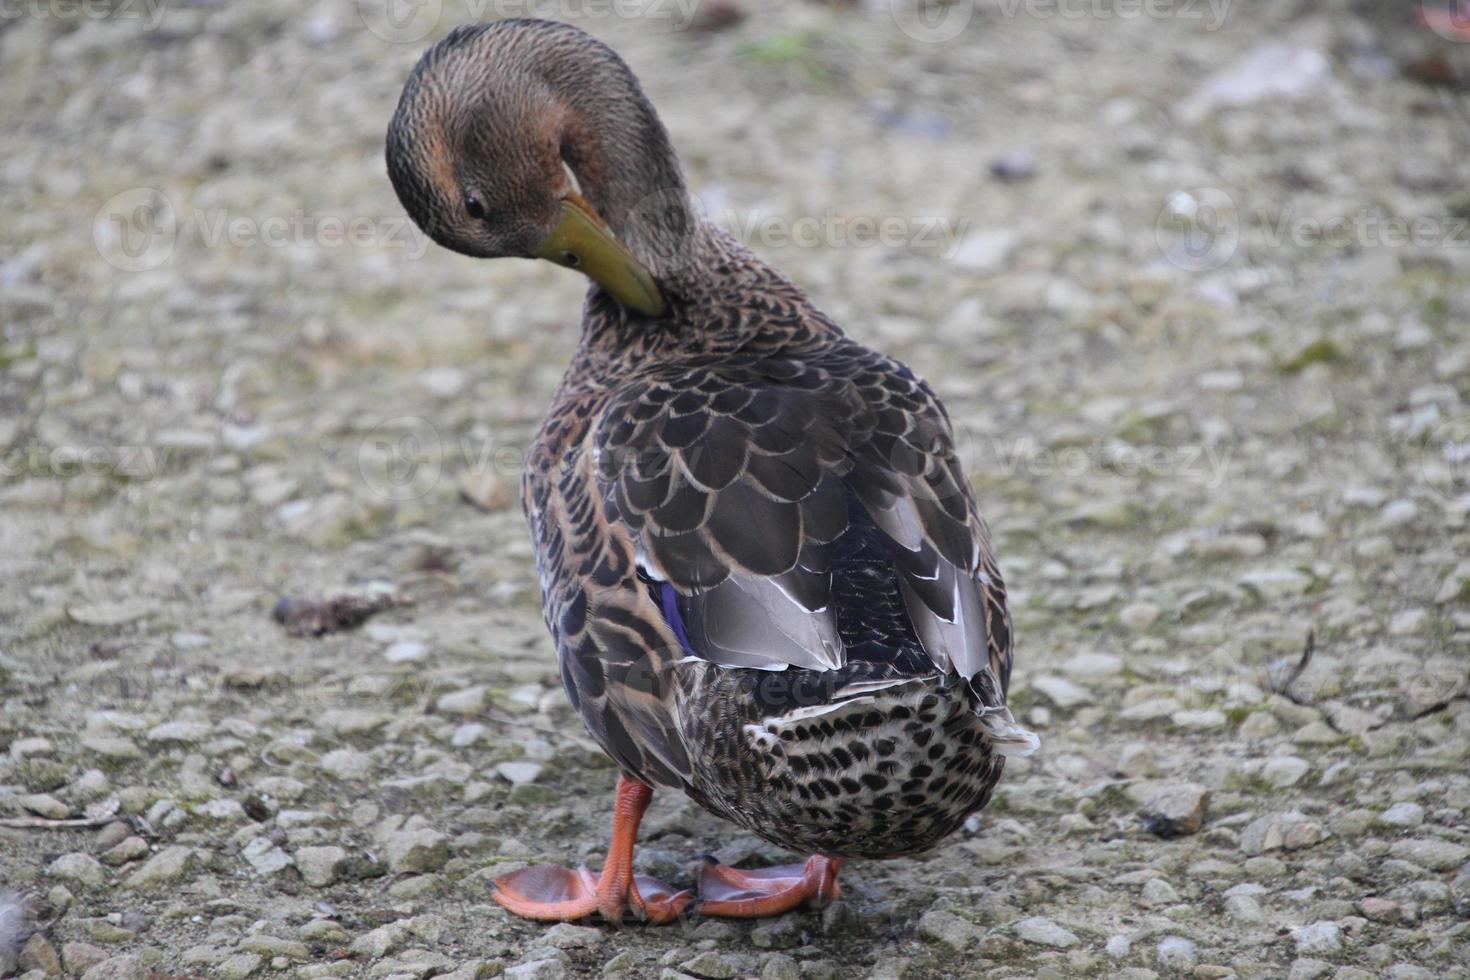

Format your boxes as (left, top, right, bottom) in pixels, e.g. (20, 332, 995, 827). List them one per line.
(550, 72, 704, 282)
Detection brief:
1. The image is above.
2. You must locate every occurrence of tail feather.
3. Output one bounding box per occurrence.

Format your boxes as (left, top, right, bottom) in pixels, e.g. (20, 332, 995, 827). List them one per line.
(968, 667, 1040, 757)
(976, 703, 1040, 757)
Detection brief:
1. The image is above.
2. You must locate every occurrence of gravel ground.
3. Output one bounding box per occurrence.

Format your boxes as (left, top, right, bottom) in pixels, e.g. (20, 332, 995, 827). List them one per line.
(3, 1, 1470, 978)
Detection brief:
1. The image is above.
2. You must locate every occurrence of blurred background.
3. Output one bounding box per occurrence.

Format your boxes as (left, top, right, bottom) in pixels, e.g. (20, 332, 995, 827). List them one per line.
(2, 1, 1469, 978)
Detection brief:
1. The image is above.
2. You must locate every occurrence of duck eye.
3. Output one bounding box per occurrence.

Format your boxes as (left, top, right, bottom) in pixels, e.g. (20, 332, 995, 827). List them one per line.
(560, 251, 580, 268)
(464, 195, 487, 221)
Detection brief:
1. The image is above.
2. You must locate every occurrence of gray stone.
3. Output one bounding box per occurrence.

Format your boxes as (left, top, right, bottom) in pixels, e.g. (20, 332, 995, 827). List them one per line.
(1155, 936, 1197, 972)
(144, 721, 211, 745)
(241, 837, 293, 876)
(123, 846, 194, 890)
(318, 748, 374, 780)
(79, 736, 141, 762)
(436, 686, 488, 715)
(1238, 567, 1314, 599)
(758, 953, 800, 980)
(1291, 921, 1342, 955)
(1262, 756, 1311, 788)
(534, 923, 601, 950)
(1240, 812, 1322, 854)
(1140, 877, 1179, 906)
(1013, 916, 1078, 948)
(385, 827, 449, 873)
(215, 953, 263, 979)
(351, 922, 411, 959)
(951, 228, 1019, 272)
(1119, 602, 1161, 631)
(237, 935, 309, 962)
(1225, 894, 1263, 923)
(1170, 708, 1227, 730)
(79, 955, 149, 980)
(1377, 802, 1425, 828)
(750, 915, 800, 950)
(678, 951, 738, 979)
(917, 909, 982, 950)
(61, 943, 109, 976)
(1031, 675, 1093, 708)
(1288, 960, 1331, 980)
(10, 737, 55, 760)
(18, 933, 63, 977)
(295, 845, 349, 887)
(19, 793, 70, 819)
(504, 959, 568, 980)
(1142, 783, 1210, 837)
(197, 799, 247, 823)
(45, 853, 106, 889)
(495, 762, 544, 786)
(1433, 561, 1470, 604)
(384, 640, 428, 663)
(1388, 838, 1469, 871)
(1117, 743, 1159, 778)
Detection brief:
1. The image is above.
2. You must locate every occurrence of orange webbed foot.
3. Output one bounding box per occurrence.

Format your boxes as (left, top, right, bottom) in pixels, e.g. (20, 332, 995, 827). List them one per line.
(491, 863, 691, 924)
(695, 854, 844, 918)
(489, 775, 693, 925)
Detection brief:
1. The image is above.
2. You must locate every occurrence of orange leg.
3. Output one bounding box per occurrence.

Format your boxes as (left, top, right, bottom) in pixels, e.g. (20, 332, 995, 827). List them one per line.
(696, 854, 844, 918)
(492, 775, 693, 924)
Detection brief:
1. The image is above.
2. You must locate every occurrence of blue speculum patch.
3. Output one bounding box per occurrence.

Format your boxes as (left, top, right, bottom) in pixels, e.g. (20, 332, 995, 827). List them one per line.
(659, 581, 696, 656)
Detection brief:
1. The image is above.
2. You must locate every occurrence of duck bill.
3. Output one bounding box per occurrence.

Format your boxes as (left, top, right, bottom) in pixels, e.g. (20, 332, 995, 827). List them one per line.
(531, 192, 665, 317)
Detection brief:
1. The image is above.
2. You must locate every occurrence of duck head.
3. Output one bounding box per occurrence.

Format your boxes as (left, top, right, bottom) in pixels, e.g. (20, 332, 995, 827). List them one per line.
(386, 19, 689, 318)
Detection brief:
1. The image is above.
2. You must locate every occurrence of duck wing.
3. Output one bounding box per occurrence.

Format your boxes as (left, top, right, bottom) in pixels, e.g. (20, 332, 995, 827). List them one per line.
(596, 341, 1014, 697)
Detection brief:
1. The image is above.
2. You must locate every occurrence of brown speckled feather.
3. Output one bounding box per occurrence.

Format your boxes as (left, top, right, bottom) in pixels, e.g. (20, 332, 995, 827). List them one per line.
(390, 19, 1034, 860)
(525, 223, 1026, 802)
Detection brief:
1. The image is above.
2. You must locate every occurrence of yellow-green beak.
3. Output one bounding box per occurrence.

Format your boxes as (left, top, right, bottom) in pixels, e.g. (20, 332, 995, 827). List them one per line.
(531, 192, 665, 317)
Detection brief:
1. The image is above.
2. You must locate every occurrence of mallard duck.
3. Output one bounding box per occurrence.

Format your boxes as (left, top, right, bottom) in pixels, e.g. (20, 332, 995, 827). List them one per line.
(386, 18, 1038, 924)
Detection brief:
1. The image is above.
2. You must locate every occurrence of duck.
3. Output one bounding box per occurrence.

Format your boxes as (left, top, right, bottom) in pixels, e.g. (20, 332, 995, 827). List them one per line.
(386, 18, 1039, 924)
